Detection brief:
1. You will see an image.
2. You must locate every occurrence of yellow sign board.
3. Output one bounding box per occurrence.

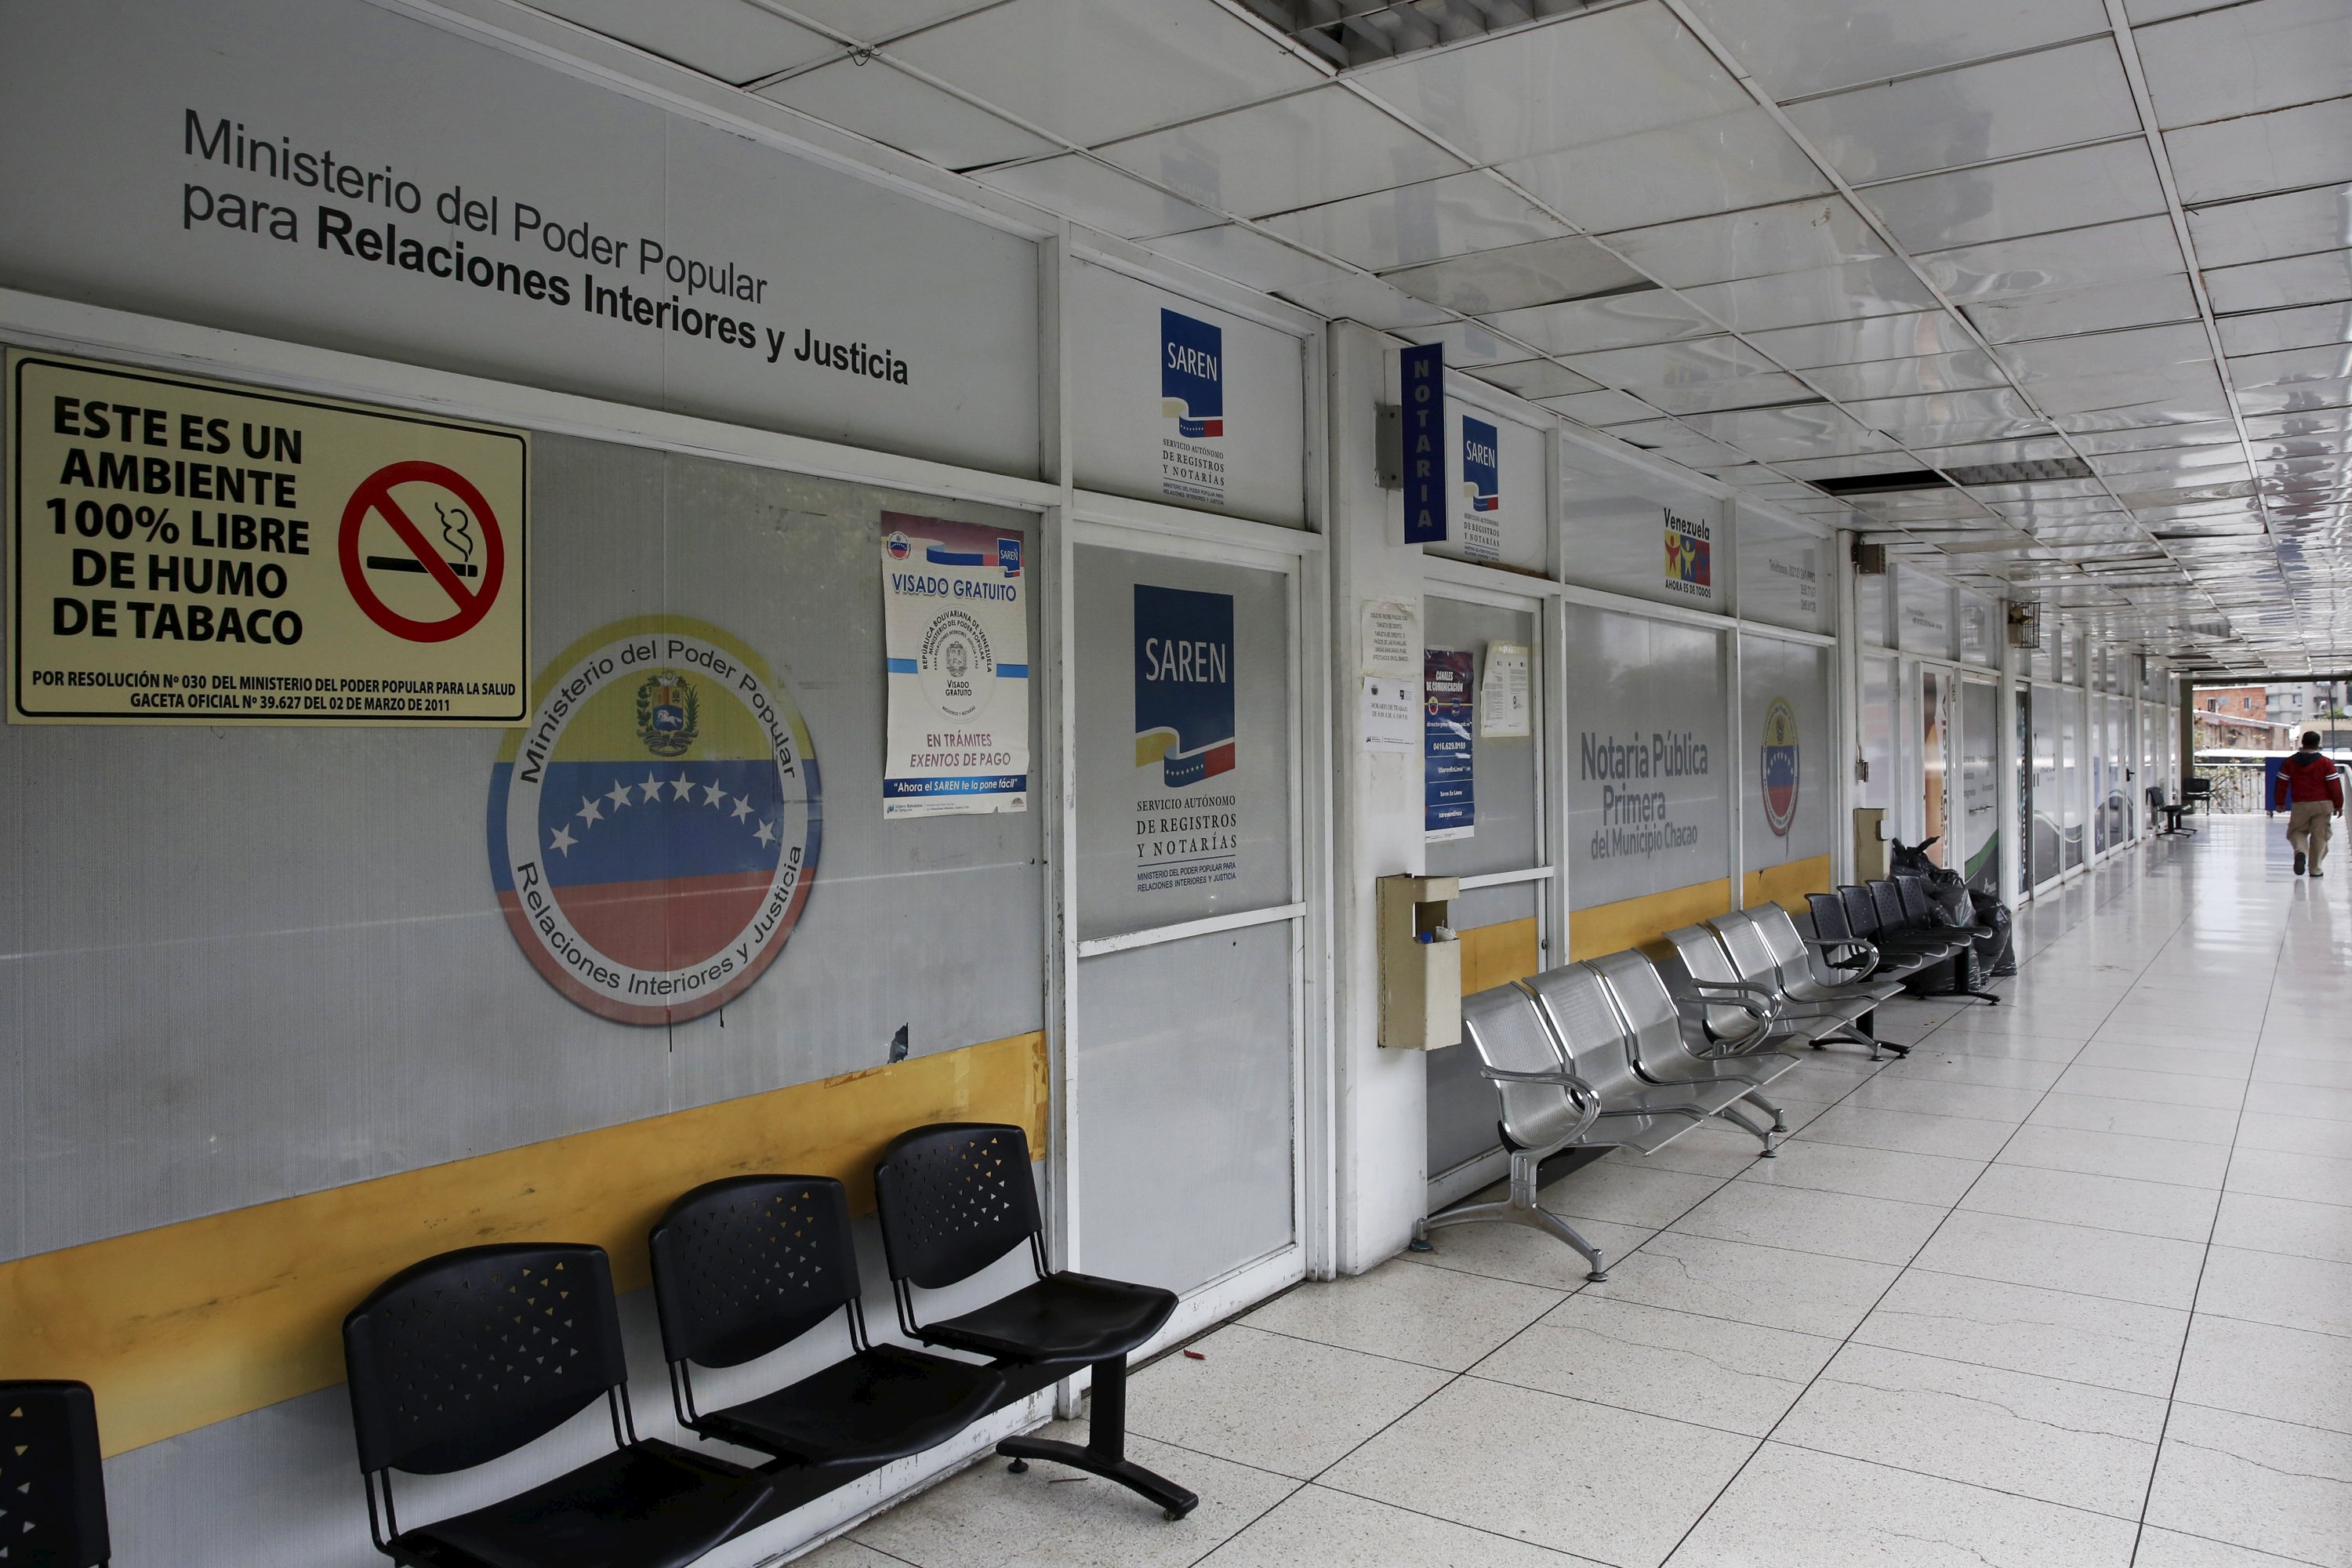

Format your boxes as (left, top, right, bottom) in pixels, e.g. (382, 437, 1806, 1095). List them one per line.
(8, 352, 527, 724)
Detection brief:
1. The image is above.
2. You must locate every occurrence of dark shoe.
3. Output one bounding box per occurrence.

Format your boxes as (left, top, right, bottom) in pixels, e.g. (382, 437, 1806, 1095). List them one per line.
(2295, 851, 2307, 875)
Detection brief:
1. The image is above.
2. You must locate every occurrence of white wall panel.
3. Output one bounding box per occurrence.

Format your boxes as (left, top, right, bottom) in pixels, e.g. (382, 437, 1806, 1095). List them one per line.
(1425, 393, 1548, 572)
(1065, 260, 1308, 526)
(0, 0, 1041, 474)
(0, 434, 1044, 1260)
(1736, 511, 1831, 633)
(1563, 606, 1729, 905)
(1740, 633, 1831, 873)
(1560, 445, 1732, 612)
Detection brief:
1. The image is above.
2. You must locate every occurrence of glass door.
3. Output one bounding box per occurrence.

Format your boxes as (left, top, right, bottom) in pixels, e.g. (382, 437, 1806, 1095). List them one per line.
(1420, 590, 1547, 1197)
(1921, 666, 1953, 867)
(2031, 683, 2063, 890)
(1961, 677, 1998, 893)
(1069, 532, 1306, 1311)
(2060, 686, 2085, 873)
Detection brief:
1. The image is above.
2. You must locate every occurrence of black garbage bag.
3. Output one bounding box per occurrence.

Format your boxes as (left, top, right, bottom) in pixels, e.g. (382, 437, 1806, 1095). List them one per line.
(1969, 890, 2018, 976)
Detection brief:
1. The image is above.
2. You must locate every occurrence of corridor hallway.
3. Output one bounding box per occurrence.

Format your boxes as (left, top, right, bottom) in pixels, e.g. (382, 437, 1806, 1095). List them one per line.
(811, 819, 2351, 1568)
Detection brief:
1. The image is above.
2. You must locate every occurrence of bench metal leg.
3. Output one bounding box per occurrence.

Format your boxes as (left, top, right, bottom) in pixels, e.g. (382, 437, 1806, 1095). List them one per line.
(997, 1354, 1198, 1521)
(1740, 1088, 1788, 1134)
(1715, 1102, 1778, 1156)
(1413, 1149, 1609, 1281)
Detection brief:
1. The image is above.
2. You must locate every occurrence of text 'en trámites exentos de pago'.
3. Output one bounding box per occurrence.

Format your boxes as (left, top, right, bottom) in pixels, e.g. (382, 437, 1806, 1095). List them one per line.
(180, 111, 912, 386)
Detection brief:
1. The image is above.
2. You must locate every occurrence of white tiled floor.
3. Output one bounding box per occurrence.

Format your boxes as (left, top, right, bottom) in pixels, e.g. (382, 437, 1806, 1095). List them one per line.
(805, 819, 2352, 1567)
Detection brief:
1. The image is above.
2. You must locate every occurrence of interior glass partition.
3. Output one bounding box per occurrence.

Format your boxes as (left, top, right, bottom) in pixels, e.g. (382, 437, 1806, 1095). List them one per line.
(1071, 539, 1301, 1298)
(1420, 592, 1547, 1192)
(1961, 677, 1998, 894)
(1920, 666, 1953, 867)
(2031, 684, 2062, 890)
(2061, 686, 2086, 873)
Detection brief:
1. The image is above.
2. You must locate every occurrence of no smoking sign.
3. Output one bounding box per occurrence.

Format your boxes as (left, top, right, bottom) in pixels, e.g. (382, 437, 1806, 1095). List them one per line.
(9, 351, 528, 725)
(339, 461, 508, 644)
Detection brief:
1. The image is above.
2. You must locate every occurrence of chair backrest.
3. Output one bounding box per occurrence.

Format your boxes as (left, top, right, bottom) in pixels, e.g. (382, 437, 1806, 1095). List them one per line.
(1460, 983, 1584, 1150)
(1710, 909, 1786, 992)
(1657, 924, 1755, 1038)
(1519, 964, 1644, 1101)
(873, 1123, 1040, 1292)
(2183, 775, 2212, 799)
(343, 1243, 628, 1477)
(1895, 876, 1938, 925)
(1748, 902, 1822, 981)
(1807, 891, 1852, 942)
(649, 1175, 862, 1370)
(1586, 950, 1698, 1071)
(1839, 884, 1882, 939)
(1867, 879, 1911, 931)
(0, 1381, 110, 1568)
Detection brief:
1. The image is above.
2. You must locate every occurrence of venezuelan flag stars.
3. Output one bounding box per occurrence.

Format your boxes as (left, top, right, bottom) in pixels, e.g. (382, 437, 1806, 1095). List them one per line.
(546, 768, 773, 858)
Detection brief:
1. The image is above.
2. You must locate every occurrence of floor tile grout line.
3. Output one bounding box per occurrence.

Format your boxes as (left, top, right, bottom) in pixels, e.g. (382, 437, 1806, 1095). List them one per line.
(1657, 848, 2180, 1565)
(1292, 1475, 1617, 1567)
(2130, 859, 2279, 1568)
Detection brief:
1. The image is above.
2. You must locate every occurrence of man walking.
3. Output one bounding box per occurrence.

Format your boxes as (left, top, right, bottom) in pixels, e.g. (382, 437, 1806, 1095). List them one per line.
(2274, 731, 2345, 877)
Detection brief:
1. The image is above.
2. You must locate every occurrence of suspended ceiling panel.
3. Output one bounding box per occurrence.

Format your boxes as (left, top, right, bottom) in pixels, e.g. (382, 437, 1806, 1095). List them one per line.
(511, 0, 2352, 672)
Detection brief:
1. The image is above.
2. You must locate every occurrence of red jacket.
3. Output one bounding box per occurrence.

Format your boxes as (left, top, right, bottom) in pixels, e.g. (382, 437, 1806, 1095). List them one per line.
(2275, 750, 2345, 811)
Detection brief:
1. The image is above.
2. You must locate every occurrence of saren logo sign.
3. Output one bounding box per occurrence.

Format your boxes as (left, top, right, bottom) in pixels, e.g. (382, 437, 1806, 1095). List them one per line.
(1159, 309, 1228, 506)
(1134, 584, 1236, 788)
(1759, 696, 1800, 837)
(1461, 417, 1501, 514)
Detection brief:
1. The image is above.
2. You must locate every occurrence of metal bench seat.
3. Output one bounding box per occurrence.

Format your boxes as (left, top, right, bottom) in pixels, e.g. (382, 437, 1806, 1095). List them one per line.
(1412, 982, 1707, 1280)
(1810, 890, 1935, 985)
(1580, 952, 1791, 1153)
(1661, 923, 1875, 1056)
(1713, 908, 1906, 1059)
(1740, 902, 1906, 1007)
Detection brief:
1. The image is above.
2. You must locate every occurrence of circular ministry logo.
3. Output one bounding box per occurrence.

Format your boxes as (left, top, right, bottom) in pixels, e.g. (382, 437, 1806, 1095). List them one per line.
(488, 617, 821, 1025)
(1759, 695, 1800, 837)
(918, 608, 995, 718)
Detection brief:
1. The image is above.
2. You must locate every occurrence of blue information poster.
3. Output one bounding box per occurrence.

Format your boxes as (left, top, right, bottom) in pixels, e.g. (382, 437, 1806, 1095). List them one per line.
(1425, 647, 1475, 840)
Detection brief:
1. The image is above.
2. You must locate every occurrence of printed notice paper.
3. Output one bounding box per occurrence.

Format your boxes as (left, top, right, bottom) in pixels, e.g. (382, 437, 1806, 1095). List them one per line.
(1479, 641, 1531, 738)
(879, 513, 1029, 816)
(1425, 648, 1475, 840)
(1363, 675, 1417, 753)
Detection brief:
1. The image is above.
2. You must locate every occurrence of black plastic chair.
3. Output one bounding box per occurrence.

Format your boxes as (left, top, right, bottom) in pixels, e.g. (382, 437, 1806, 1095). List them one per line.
(648, 1175, 1004, 1473)
(1894, 877, 2000, 1004)
(872, 1123, 1196, 1520)
(1826, 886, 1938, 981)
(0, 1381, 110, 1567)
(342, 1243, 772, 1568)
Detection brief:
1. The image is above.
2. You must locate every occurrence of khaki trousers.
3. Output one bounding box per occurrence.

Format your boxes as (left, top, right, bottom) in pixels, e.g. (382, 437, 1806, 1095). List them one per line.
(2288, 801, 2335, 871)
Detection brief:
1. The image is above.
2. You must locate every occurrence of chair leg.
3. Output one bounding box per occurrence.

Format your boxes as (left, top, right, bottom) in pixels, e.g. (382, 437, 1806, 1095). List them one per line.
(997, 1354, 1199, 1520)
(1715, 1102, 1777, 1156)
(1415, 1151, 1608, 1281)
(1740, 1088, 1788, 1134)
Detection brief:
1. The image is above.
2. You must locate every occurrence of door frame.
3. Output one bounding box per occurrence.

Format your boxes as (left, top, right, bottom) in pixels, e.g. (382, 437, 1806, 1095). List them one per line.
(1046, 495, 1331, 1355)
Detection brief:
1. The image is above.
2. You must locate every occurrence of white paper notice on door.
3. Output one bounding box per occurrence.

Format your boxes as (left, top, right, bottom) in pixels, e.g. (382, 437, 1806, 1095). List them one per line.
(1479, 641, 1531, 738)
(879, 513, 1030, 815)
(1362, 675, 1418, 753)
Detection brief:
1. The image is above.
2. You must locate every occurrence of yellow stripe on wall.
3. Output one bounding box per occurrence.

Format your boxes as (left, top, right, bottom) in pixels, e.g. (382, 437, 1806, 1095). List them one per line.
(1458, 916, 1541, 993)
(0, 1031, 1047, 1457)
(1568, 880, 1732, 961)
(1744, 855, 1835, 913)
